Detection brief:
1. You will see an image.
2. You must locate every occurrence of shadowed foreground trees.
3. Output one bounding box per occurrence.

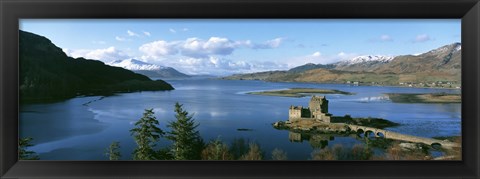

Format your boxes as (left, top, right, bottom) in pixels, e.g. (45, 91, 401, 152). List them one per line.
(229, 138, 249, 159)
(239, 143, 264, 160)
(201, 138, 233, 160)
(167, 102, 205, 160)
(19, 137, 39, 160)
(106, 141, 121, 160)
(130, 108, 165, 160)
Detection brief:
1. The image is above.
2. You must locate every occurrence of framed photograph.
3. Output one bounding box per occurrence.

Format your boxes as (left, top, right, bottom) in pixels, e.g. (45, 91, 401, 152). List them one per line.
(1, 0, 479, 178)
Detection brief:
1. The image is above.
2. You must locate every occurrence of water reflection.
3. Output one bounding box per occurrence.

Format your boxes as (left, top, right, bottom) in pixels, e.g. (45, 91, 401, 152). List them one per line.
(289, 132, 336, 149)
(288, 131, 391, 151)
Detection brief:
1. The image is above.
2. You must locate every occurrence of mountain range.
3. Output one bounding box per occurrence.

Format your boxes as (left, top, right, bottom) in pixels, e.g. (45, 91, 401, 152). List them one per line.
(222, 43, 461, 88)
(20, 30, 174, 102)
(107, 59, 190, 79)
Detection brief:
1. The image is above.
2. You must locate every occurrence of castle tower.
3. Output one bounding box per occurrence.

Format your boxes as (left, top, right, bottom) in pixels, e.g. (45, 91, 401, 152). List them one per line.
(321, 96, 328, 113)
(309, 95, 328, 114)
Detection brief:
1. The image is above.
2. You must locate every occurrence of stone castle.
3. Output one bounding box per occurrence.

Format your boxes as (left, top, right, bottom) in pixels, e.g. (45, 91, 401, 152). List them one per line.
(288, 95, 332, 123)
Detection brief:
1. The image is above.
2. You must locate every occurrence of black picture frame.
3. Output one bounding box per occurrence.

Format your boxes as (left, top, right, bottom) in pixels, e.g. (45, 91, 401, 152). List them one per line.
(1, 0, 479, 178)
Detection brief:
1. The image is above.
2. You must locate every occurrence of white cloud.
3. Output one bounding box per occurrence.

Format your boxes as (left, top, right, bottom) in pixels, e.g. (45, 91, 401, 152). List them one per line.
(62, 47, 130, 62)
(127, 30, 140, 37)
(137, 36, 291, 75)
(140, 36, 254, 59)
(139, 40, 179, 59)
(252, 37, 285, 49)
(115, 36, 128, 41)
(413, 34, 432, 43)
(168, 28, 189, 33)
(152, 56, 288, 76)
(369, 34, 393, 42)
(182, 37, 237, 58)
(143, 31, 151, 36)
(312, 51, 321, 57)
(380, 35, 393, 42)
(140, 37, 284, 59)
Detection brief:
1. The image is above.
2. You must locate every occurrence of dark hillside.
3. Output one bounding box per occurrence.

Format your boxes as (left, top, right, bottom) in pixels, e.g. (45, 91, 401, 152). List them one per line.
(20, 30, 174, 102)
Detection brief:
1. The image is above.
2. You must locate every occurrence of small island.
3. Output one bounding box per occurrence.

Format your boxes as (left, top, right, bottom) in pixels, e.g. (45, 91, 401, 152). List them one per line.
(385, 93, 461, 103)
(247, 88, 354, 97)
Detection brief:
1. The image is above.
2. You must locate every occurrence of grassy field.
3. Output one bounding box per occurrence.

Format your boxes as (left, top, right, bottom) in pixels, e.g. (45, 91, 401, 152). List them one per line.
(385, 93, 461, 103)
(248, 88, 354, 97)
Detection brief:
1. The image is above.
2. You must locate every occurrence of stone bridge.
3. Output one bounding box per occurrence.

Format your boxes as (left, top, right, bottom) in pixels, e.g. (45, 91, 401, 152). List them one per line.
(344, 124, 460, 149)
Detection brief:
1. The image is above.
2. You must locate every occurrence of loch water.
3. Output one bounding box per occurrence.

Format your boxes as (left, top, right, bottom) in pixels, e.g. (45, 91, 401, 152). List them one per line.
(20, 79, 461, 160)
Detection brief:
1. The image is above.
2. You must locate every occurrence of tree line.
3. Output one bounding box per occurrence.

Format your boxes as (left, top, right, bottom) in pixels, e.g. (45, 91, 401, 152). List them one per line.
(106, 102, 287, 160)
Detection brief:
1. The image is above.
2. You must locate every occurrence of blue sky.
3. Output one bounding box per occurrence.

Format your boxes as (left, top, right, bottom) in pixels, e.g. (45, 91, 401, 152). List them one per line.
(20, 19, 460, 75)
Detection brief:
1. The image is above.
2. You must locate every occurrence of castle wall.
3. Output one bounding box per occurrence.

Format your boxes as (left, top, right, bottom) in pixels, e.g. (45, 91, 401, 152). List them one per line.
(289, 109, 302, 119)
(289, 96, 331, 123)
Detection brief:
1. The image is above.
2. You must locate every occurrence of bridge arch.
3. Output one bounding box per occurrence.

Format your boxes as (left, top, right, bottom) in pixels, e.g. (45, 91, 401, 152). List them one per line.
(431, 142, 442, 150)
(365, 130, 375, 138)
(376, 131, 385, 138)
(356, 129, 365, 137)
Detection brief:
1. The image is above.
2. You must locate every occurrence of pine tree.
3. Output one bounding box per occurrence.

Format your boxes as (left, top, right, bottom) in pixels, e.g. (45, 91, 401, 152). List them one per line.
(19, 137, 39, 160)
(106, 141, 121, 160)
(130, 108, 164, 160)
(167, 102, 204, 160)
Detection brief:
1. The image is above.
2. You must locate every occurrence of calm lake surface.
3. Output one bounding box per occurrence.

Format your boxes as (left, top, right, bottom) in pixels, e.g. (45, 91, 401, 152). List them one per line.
(20, 79, 461, 160)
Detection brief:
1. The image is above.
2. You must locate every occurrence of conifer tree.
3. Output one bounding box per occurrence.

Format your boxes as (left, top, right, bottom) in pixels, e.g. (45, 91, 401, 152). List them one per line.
(167, 102, 204, 160)
(130, 108, 164, 160)
(106, 141, 121, 160)
(19, 137, 39, 160)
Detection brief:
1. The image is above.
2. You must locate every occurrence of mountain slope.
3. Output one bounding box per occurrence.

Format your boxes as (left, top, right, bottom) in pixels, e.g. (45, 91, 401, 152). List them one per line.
(108, 59, 190, 78)
(222, 43, 461, 87)
(374, 43, 461, 74)
(288, 63, 335, 73)
(20, 30, 174, 102)
(334, 55, 394, 72)
(333, 43, 461, 74)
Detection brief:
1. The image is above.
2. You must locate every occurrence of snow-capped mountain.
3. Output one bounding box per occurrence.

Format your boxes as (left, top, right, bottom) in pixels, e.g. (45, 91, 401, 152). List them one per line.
(108, 59, 190, 79)
(224, 42, 461, 86)
(334, 42, 461, 74)
(108, 59, 165, 71)
(333, 55, 395, 72)
(419, 42, 461, 57)
(454, 44, 461, 52)
(337, 55, 394, 66)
